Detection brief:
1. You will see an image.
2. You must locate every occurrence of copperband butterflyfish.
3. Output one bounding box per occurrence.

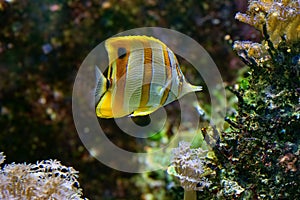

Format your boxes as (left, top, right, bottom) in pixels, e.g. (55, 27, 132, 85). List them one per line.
(95, 35, 202, 118)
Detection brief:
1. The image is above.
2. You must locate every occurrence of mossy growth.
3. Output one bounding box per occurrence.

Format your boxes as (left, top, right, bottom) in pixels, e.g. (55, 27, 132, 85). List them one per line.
(169, 1, 299, 199)
(215, 0, 300, 199)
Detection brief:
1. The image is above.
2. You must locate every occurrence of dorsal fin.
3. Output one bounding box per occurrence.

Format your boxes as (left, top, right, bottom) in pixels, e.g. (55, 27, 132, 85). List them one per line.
(180, 80, 202, 97)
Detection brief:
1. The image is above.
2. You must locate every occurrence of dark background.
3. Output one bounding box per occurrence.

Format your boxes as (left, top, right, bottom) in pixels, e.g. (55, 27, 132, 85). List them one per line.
(0, 0, 259, 199)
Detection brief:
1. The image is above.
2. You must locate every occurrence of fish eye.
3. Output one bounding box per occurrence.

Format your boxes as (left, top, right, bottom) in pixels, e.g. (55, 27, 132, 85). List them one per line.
(118, 47, 127, 59)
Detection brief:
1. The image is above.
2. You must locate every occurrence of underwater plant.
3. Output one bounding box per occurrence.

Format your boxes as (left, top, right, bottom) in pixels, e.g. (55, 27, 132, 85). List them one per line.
(218, 0, 300, 199)
(0, 152, 86, 199)
(169, 0, 300, 199)
(168, 129, 218, 200)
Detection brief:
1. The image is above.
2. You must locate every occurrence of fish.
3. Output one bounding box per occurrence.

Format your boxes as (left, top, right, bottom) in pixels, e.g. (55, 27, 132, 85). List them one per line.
(95, 35, 202, 118)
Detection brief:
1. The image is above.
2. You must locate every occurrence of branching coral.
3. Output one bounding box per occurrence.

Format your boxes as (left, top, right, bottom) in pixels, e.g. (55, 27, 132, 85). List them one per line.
(235, 0, 300, 46)
(168, 1, 299, 199)
(232, 0, 300, 138)
(214, 0, 300, 199)
(168, 140, 216, 200)
(0, 152, 87, 200)
(169, 141, 212, 192)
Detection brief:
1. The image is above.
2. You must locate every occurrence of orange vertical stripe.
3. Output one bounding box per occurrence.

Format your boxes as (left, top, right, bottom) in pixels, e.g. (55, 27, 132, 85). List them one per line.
(139, 40, 153, 108)
(160, 47, 172, 105)
(116, 52, 129, 80)
(114, 50, 130, 114)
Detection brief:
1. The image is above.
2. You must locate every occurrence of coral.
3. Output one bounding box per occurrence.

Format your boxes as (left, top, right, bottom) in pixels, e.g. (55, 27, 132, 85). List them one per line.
(0, 152, 87, 200)
(233, 41, 271, 64)
(219, 179, 245, 197)
(235, 0, 300, 46)
(231, 1, 300, 139)
(169, 141, 212, 192)
(213, 0, 300, 199)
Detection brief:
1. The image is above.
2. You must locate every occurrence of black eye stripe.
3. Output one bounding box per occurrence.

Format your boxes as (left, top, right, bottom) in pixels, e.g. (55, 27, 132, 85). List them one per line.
(118, 47, 127, 59)
(106, 79, 111, 90)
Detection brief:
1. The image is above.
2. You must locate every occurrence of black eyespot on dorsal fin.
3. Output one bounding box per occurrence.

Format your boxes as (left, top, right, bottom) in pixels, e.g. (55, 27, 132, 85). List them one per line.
(118, 47, 127, 59)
